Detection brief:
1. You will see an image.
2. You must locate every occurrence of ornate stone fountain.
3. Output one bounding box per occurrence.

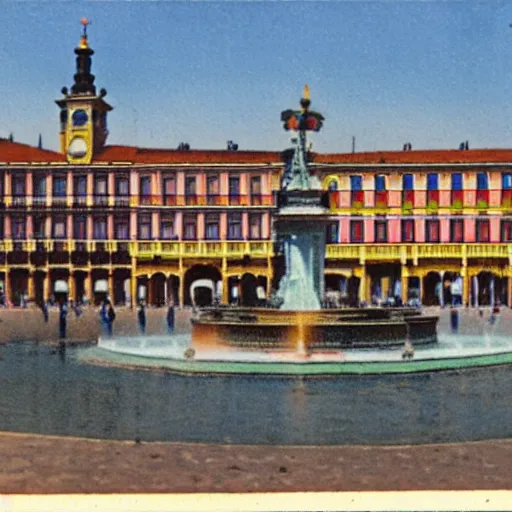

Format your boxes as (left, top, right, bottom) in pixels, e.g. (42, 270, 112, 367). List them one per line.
(191, 87, 438, 352)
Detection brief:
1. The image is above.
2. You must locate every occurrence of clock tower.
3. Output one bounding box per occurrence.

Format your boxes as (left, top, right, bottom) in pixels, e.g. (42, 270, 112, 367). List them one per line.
(56, 19, 113, 164)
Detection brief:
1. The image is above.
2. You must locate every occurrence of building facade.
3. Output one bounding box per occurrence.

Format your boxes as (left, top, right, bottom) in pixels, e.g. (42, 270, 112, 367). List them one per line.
(1, 24, 512, 308)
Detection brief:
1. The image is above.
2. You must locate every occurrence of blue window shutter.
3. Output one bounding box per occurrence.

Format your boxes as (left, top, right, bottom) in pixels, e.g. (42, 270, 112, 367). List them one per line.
(375, 175, 385, 191)
(452, 173, 463, 191)
(403, 174, 413, 191)
(427, 173, 438, 190)
(503, 173, 512, 190)
(477, 172, 488, 190)
(350, 175, 362, 191)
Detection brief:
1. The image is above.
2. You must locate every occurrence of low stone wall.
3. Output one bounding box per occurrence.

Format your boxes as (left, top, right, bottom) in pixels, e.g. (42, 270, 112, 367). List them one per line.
(0, 306, 193, 344)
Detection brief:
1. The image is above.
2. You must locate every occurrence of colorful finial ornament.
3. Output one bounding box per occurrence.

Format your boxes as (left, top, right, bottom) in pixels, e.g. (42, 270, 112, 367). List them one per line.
(79, 18, 90, 49)
(280, 86, 324, 132)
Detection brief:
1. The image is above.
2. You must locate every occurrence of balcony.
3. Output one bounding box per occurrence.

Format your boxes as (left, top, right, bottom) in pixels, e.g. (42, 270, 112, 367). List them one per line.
(93, 194, 109, 207)
(32, 196, 47, 208)
(73, 195, 88, 208)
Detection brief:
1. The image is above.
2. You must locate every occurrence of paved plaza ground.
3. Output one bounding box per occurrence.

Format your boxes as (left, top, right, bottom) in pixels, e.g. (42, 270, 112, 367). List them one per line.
(1, 306, 512, 493)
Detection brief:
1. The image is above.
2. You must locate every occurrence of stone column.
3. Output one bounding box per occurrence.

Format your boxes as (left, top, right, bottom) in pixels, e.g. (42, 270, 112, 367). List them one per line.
(359, 266, 367, 303)
(178, 271, 185, 307)
(463, 268, 470, 307)
(108, 272, 114, 302)
(27, 272, 35, 302)
(43, 272, 50, 303)
(507, 276, 512, 308)
(130, 273, 137, 308)
(68, 272, 75, 303)
(401, 266, 409, 304)
(4, 270, 10, 305)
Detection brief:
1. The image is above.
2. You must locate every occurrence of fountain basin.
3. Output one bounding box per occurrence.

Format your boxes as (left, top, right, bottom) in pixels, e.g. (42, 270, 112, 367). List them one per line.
(191, 307, 438, 350)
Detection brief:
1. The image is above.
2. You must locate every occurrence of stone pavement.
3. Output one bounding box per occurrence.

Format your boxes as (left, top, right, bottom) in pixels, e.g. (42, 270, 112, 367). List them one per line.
(1, 432, 511, 493)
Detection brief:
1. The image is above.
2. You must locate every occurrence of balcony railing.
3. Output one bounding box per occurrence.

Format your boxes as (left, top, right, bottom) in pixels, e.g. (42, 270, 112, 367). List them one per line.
(329, 190, 508, 211)
(1, 194, 276, 209)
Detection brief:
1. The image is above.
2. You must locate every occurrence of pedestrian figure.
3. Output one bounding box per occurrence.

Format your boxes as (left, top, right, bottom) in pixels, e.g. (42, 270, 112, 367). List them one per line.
(59, 302, 68, 339)
(100, 299, 109, 334)
(450, 306, 459, 333)
(166, 302, 175, 333)
(402, 339, 414, 360)
(138, 301, 147, 334)
(41, 301, 49, 323)
(74, 302, 82, 318)
(107, 303, 116, 336)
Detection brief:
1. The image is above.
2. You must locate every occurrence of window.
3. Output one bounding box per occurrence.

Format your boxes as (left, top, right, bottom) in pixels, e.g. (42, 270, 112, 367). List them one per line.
(375, 175, 386, 191)
(185, 176, 196, 196)
(185, 177, 197, 205)
(0, 216, 3, 239)
(503, 173, 512, 190)
(74, 175, 87, 196)
(53, 216, 66, 238)
(326, 222, 339, 243)
(327, 180, 338, 192)
(163, 176, 176, 205)
(160, 214, 174, 240)
(94, 176, 107, 195)
(34, 175, 46, 197)
(138, 214, 152, 240)
(207, 176, 219, 204)
(73, 216, 87, 239)
(476, 218, 490, 242)
(183, 214, 197, 240)
(53, 175, 66, 197)
(114, 217, 129, 240)
(427, 173, 439, 190)
(205, 214, 219, 240)
(93, 217, 107, 240)
(249, 214, 262, 240)
(33, 216, 46, 239)
(164, 176, 176, 195)
(228, 213, 242, 240)
(502, 219, 512, 242)
(425, 219, 440, 242)
(450, 219, 464, 242)
(250, 176, 261, 195)
(11, 216, 26, 239)
(12, 175, 25, 196)
(140, 176, 151, 196)
(477, 172, 488, 190)
(350, 219, 364, 243)
(116, 177, 129, 196)
(350, 175, 362, 191)
(401, 219, 415, 242)
(229, 176, 240, 196)
(375, 219, 388, 242)
(452, 173, 463, 191)
(402, 174, 414, 190)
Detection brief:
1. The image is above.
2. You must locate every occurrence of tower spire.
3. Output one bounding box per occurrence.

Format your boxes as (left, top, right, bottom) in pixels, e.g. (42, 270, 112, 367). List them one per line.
(71, 18, 96, 95)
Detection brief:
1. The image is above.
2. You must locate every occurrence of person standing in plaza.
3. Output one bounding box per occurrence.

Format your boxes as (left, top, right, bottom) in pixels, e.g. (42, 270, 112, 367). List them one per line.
(138, 301, 147, 334)
(59, 301, 68, 339)
(107, 302, 116, 336)
(166, 300, 175, 334)
(41, 301, 49, 323)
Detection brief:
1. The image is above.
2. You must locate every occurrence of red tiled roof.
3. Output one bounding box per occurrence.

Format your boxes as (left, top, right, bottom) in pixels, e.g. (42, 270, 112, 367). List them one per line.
(0, 139, 65, 163)
(93, 145, 281, 164)
(313, 149, 512, 165)
(4, 138, 512, 165)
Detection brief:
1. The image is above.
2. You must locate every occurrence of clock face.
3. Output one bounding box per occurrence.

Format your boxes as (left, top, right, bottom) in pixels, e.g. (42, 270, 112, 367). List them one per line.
(72, 109, 89, 127)
(68, 137, 88, 158)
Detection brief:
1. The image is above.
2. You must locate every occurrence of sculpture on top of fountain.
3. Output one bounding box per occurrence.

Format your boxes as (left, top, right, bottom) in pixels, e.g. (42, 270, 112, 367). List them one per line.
(274, 86, 327, 311)
(280, 85, 325, 193)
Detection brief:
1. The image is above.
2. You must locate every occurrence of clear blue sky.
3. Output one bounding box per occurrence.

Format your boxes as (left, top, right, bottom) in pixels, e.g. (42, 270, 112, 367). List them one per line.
(1, 1, 512, 154)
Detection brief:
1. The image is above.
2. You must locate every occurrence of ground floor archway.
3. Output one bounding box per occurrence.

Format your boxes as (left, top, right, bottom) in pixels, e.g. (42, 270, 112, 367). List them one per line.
(184, 265, 222, 307)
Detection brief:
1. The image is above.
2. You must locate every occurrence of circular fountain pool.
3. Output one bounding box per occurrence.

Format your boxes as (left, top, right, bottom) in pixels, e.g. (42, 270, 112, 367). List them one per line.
(1, 340, 512, 445)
